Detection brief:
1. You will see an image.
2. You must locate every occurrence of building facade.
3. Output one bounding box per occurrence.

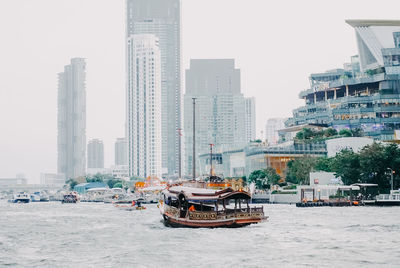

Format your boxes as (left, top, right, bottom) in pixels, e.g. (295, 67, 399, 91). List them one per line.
(115, 137, 127, 166)
(184, 59, 247, 176)
(110, 165, 129, 180)
(126, 0, 182, 176)
(0, 177, 27, 186)
(57, 58, 86, 180)
(40, 173, 65, 186)
(87, 139, 104, 169)
(288, 20, 400, 141)
(244, 97, 256, 142)
(126, 34, 162, 178)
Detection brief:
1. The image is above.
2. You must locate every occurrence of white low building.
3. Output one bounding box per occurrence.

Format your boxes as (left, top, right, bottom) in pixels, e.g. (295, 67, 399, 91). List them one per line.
(326, 137, 374, 157)
(110, 165, 129, 180)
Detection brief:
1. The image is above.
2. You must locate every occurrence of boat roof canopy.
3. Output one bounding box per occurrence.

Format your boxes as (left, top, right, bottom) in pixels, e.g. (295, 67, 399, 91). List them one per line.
(164, 186, 251, 202)
(87, 187, 108, 192)
(351, 183, 379, 187)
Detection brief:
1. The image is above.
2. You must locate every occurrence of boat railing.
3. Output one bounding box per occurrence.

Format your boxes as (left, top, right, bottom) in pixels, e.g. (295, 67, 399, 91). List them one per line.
(188, 206, 264, 220)
(225, 206, 263, 214)
(377, 194, 400, 201)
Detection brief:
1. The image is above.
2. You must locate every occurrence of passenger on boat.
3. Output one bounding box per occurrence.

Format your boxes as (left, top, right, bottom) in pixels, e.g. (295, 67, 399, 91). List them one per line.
(189, 205, 195, 211)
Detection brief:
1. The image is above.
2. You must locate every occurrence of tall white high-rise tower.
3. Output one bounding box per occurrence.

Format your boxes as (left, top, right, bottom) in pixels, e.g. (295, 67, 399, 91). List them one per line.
(127, 34, 162, 178)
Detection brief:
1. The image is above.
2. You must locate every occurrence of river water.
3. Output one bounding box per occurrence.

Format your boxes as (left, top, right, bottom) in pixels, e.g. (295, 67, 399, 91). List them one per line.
(0, 201, 399, 267)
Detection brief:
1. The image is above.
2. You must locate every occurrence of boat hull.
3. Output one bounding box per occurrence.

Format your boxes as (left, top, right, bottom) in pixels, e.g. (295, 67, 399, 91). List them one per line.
(11, 199, 30, 203)
(162, 213, 266, 228)
(62, 200, 78, 204)
(375, 200, 400, 206)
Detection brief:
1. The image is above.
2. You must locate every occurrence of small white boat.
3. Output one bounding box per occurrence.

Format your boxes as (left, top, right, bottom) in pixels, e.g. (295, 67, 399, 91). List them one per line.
(10, 192, 30, 203)
(30, 192, 41, 202)
(39, 191, 50, 202)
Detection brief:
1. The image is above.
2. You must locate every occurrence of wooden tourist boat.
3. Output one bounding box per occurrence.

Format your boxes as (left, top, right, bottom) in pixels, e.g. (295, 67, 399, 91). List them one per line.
(159, 186, 268, 228)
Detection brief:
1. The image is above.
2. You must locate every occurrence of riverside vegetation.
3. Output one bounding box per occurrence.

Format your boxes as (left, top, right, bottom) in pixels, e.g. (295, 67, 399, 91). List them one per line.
(249, 128, 400, 193)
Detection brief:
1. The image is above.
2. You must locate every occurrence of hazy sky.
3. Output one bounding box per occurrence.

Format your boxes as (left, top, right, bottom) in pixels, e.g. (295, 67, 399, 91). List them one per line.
(0, 0, 399, 183)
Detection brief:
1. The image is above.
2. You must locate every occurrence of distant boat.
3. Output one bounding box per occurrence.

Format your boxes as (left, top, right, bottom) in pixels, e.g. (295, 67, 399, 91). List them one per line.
(30, 192, 41, 202)
(39, 191, 50, 202)
(159, 185, 268, 228)
(103, 188, 128, 203)
(113, 198, 146, 211)
(62, 192, 80, 204)
(10, 192, 30, 203)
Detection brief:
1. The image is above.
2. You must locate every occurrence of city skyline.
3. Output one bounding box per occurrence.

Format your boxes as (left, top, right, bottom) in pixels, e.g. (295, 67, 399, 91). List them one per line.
(1, 0, 399, 182)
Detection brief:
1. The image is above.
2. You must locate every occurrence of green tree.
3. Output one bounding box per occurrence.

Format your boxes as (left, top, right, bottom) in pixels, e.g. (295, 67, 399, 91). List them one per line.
(86, 173, 106, 183)
(107, 179, 123, 188)
(383, 143, 400, 190)
(351, 128, 364, 137)
(359, 143, 390, 191)
(315, 157, 333, 172)
(295, 131, 304, 140)
(365, 69, 374, 76)
(264, 167, 281, 186)
(330, 149, 361, 185)
(248, 168, 280, 189)
(339, 129, 352, 137)
(286, 157, 318, 185)
(248, 169, 267, 189)
(295, 128, 315, 140)
(324, 128, 338, 137)
(303, 128, 314, 139)
(66, 178, 78, 190)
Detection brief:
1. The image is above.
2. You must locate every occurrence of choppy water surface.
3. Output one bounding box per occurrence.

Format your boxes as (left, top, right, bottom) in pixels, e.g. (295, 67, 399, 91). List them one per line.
(1, 201, 399, 267)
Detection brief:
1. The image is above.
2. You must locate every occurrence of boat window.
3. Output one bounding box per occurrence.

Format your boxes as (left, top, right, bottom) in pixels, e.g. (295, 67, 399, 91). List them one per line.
(169, 197, 179, 208)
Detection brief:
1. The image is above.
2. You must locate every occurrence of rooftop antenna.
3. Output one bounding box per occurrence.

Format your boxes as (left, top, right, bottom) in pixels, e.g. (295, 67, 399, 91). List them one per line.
(177, 128, 182, 179)
(209, 143, 214, 176)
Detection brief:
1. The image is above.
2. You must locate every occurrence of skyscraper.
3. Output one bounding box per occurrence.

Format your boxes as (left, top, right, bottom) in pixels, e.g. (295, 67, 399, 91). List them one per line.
(114, 137, 127, 166)
(126, 34, 162, 178)
(87, 139, 104, 169)
(126, 0, 181, 176)
(244, 97, 256, 142)
(57, 58, 86, 180)
(184, 59, 246, 176)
